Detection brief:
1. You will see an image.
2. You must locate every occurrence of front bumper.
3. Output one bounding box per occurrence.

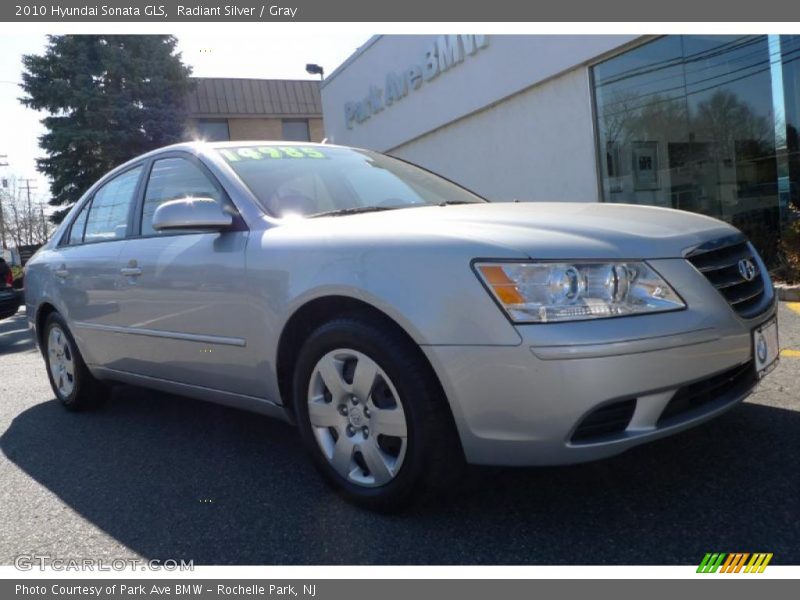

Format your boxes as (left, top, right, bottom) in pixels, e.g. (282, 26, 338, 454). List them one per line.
(423, 258, 777, 466)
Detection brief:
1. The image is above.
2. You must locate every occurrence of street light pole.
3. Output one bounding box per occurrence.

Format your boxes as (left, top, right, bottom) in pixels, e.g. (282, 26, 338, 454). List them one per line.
(305, 64, 324, 80)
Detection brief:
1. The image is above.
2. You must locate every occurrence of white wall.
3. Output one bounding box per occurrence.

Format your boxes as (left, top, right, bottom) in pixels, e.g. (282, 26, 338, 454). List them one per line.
(321, 35, 638, 152)
(390, 67, 600, 201)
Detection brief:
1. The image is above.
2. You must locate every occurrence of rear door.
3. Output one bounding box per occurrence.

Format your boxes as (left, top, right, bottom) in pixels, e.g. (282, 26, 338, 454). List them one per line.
(51, 165, 145, 367)
(112, 153, 260, 397)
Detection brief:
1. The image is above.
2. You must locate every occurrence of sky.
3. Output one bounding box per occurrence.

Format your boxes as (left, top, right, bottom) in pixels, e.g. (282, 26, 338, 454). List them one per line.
(0, 33, 368, 208)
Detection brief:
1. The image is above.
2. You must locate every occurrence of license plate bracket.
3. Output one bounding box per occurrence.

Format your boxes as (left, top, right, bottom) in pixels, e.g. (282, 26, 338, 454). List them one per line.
(753, 318, 779, 378)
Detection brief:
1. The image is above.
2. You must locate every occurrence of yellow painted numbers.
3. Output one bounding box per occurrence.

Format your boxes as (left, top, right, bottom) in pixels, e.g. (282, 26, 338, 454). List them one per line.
(219, 146, 327, 162)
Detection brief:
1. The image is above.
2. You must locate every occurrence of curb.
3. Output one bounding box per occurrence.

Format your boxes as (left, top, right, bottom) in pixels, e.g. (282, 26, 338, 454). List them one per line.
(775, 284, 800, 302)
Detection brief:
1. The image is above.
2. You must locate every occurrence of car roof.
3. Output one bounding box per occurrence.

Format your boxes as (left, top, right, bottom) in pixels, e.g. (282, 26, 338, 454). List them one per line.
(164, 140, 347, 154)
(98, 140, 353, 185)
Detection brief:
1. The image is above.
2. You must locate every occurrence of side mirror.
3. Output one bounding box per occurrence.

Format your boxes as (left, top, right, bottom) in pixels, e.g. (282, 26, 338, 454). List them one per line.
(152, 197, 233, 232)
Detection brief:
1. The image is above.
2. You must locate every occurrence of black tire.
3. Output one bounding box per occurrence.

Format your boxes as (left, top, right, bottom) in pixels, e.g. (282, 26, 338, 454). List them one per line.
(43, 312, 108, 411)
(293, 315, 464, 511)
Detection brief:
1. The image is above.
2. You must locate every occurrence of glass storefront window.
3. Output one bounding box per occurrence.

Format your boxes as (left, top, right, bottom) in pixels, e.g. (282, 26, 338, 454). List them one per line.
(593, 35, 784, 265)
(782, 35, 800, 213)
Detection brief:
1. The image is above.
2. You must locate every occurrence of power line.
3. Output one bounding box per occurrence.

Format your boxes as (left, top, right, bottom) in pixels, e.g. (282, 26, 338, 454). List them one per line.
(598, 59, 769, 118)
(596, 37, 800, 114)
(597, 37, 800, 103)
(601, 41, 800, 114)
(595, 36, 765, 88)
(596, 42, 800, 122)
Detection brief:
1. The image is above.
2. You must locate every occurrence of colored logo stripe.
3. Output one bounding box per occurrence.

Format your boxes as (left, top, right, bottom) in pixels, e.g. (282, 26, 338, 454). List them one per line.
(697, 552, 773, 573)
(745, 553, 773, 573)
(697, 553, 726, 573)
(720, 553, 748, 573)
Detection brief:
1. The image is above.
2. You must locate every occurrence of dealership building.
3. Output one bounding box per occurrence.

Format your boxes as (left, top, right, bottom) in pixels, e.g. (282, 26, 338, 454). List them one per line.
(321, 35, 800, 264)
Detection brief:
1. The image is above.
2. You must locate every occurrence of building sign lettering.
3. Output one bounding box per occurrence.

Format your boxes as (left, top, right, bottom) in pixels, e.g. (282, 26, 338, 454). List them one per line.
(344, 35, 489, 129)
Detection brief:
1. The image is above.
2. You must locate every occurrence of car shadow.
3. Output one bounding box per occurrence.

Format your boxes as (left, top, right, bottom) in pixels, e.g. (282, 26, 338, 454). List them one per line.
(1, 384, 798, 565)
(0, 310, 37, 356)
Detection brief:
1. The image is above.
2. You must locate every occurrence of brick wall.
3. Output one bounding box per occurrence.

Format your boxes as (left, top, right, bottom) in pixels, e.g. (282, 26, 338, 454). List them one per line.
(227, 118, 283, 141)
(186, 117, 326, 142)
(309, 118, 325, 142)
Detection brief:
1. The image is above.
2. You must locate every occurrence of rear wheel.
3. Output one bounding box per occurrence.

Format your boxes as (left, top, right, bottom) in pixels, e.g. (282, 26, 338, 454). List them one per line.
(43, 312, 107, 411)
(293, 316, 463, 511)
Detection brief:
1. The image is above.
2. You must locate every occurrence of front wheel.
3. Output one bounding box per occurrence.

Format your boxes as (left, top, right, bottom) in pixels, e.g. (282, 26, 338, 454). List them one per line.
(293, 316, 463, 511)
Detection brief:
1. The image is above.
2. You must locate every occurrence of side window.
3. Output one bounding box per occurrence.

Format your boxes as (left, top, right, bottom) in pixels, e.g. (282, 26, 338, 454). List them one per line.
(141, 158, 223, 236)
(83, 166, 143, 243)
(66, 202, 91, 245)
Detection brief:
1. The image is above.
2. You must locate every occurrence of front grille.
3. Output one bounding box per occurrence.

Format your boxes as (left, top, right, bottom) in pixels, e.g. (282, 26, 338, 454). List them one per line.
(657, 361, 757, 427)
(686, 236, 767, 318)
(571, 398, 636, 443)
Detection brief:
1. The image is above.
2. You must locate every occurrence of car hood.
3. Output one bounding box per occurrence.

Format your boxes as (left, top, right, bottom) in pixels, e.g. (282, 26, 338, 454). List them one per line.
(288, 201, 739, 260)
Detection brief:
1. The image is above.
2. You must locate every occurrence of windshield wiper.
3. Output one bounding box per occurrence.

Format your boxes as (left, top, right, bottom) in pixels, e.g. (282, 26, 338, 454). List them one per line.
(308, 201, 473, 218)
(307, 206, 398, 218)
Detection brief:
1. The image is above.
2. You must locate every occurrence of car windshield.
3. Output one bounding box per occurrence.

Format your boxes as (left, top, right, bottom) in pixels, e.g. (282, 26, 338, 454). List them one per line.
(215, 145, 487, 218)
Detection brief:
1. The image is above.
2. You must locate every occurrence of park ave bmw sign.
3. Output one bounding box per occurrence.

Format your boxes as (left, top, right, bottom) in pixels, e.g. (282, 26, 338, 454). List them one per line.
(344, 35, 489, 129)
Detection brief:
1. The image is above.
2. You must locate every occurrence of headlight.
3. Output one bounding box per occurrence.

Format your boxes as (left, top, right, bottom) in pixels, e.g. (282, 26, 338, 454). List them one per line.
(475, 261, 685, 323)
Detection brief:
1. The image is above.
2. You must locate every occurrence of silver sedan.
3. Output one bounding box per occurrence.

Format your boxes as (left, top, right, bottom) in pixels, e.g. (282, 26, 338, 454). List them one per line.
(24, 142, 779, 509)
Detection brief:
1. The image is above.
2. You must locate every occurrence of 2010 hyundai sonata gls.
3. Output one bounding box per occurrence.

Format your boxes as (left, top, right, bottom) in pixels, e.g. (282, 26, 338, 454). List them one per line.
(25, 141, 779, 509)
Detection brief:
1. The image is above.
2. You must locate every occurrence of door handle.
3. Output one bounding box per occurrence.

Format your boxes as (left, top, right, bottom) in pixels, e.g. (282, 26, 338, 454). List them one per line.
(120, 259, 142, 278)
(54, 265, 69, 278)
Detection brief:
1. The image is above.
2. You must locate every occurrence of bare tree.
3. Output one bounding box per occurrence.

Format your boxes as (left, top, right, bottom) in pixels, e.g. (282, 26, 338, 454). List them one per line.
(0, 176, 52, 248)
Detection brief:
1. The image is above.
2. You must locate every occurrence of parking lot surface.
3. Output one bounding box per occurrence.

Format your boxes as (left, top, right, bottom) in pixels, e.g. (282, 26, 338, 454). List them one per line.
(1, 304, 799, 565)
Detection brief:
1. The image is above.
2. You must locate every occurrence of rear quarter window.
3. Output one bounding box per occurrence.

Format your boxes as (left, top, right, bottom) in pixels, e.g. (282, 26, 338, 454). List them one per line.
(66, 203, 90, 245)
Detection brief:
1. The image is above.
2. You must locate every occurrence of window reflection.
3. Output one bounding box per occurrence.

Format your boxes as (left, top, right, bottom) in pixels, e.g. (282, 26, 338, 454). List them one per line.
(142, 158, 223, 236)
(782, 36, 800, 214)
(83, 167, 143, 242)
(593, 35, 784, 265)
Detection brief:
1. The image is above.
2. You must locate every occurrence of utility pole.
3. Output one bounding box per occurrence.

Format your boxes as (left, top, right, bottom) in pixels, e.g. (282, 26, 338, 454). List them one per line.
(0, 154, 8, 250)
(20, 178, 37, 246)
(39, 202, 47, 242)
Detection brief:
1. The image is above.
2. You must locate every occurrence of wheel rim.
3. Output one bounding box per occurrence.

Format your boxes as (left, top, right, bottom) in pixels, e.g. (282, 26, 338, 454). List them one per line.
(47, 325, 75, 398)
(307, 348, 408, 488)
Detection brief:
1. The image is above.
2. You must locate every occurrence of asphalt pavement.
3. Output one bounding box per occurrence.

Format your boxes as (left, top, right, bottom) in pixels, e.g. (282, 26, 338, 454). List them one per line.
(1, 304, 798, 565)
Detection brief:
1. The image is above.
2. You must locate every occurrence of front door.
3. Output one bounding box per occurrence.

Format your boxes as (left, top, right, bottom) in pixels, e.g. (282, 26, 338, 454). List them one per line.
(111, 155, 262, 398)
